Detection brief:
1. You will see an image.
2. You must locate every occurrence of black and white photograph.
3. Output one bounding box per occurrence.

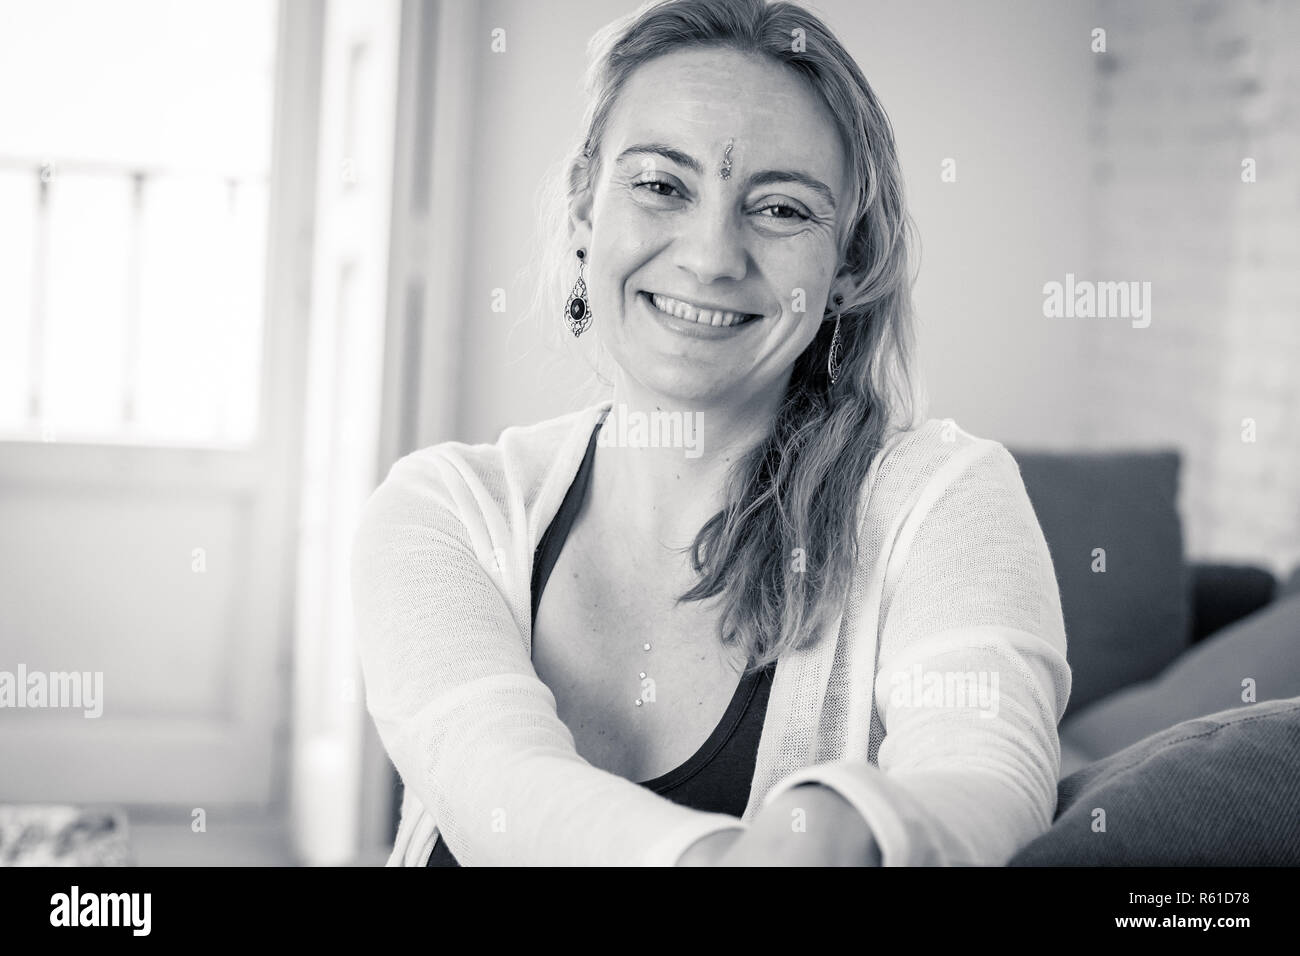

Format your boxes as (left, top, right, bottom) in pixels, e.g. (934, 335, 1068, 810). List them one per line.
(1, 0, 1297, 929)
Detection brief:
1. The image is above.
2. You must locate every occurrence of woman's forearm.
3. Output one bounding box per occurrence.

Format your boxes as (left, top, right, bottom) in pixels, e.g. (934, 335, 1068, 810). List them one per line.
(680, 783, 881, 866)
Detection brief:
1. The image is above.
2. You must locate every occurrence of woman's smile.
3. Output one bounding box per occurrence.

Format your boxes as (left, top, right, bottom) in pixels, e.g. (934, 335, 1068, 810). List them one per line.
(646, 291, 760, 327)
(637, 290, 765, 340)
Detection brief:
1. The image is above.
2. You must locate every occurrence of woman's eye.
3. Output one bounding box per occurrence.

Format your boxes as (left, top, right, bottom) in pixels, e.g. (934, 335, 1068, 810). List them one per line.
(754, 202, 811, 221)
(633, 178, 682, 198)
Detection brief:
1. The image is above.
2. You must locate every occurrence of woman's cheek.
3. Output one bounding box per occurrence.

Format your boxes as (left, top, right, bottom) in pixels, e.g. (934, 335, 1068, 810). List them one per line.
(752, 253, 827, 316)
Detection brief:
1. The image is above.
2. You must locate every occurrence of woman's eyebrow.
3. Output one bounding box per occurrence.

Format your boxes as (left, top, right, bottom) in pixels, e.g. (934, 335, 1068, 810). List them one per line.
(616, 142, 703, 174)
(615, 143, 836, 210)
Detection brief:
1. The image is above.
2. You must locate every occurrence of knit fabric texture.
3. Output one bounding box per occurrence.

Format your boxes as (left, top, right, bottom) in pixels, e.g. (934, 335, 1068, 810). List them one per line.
(351, 399, 1072, 866)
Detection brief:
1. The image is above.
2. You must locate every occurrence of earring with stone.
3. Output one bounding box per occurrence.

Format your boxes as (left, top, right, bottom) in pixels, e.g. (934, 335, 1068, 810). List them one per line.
(565, 248, 592, 337)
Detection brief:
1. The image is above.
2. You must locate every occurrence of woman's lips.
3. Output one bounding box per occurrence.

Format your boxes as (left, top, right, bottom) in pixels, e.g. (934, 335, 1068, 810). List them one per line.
(644, 291, 761, 328)
(637, 291, 763, 341)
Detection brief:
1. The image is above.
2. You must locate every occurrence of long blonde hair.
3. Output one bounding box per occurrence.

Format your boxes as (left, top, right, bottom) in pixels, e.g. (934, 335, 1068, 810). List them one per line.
(529, 0, 922, 669)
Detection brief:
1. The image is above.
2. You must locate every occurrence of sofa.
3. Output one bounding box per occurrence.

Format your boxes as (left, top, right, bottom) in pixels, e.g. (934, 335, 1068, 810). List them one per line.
(1004, 446, 1300, 864)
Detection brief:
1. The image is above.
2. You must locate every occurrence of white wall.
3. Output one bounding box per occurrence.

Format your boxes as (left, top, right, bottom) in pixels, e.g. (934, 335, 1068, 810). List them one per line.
(1079, 0, 1300, 574)
(445, 0, 1097, 448)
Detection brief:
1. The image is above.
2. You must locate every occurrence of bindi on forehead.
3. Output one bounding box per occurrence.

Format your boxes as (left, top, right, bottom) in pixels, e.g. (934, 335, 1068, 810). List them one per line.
(719, 138, 734, 180)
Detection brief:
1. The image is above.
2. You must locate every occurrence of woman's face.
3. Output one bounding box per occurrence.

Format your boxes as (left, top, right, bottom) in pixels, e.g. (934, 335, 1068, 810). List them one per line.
(575, 46, 850, 408)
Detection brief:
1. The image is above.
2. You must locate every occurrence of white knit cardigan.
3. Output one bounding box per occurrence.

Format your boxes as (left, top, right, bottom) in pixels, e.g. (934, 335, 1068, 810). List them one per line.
(351, 399, 1072, 866)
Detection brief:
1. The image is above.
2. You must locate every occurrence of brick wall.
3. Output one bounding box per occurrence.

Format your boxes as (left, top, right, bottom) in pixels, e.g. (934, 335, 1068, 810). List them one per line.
(1085, 0, 1300, 578)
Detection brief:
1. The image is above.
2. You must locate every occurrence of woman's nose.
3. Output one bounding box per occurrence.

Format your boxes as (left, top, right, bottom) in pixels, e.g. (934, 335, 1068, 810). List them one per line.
(670, 207, 748, 285)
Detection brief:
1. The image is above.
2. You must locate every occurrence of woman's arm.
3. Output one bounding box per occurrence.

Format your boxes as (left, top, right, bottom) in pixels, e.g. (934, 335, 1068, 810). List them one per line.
(351, 446, 746, 866)
(749, 442, 1072, 866)
(679, 784, 882, 866)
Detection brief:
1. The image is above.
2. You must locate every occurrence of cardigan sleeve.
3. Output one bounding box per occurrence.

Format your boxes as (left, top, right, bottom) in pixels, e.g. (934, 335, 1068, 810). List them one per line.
(350, 446, 746, 866)
(761, 442, 1072, 865)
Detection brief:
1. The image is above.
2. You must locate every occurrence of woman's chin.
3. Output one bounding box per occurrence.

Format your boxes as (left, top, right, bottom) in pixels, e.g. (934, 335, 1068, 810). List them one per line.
(634, 374, 732, 407)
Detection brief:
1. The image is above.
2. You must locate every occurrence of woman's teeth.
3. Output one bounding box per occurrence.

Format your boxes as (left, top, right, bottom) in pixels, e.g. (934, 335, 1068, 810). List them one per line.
(649, 292, 756, 328)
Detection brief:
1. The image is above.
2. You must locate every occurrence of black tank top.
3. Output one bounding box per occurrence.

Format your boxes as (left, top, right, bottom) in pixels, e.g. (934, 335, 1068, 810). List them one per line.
(426, 420, 774, 866)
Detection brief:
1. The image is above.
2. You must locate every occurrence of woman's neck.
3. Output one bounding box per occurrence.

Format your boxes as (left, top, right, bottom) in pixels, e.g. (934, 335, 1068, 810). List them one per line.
(587, 378, 784, 551)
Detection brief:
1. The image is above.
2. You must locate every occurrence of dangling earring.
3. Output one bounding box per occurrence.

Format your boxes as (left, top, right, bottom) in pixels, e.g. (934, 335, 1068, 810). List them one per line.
(828, 316, 843, 385)
(827, 294, 844, 385)
(565, 248, 592, 337)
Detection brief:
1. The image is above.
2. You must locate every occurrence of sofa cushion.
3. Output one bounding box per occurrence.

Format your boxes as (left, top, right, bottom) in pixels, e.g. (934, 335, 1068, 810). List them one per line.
(1010, 697, 1300, 865)
(1008, 449, 1190, 715)
(1057, 736, 1097, 779)
(1190, 563, 1276, 643)
(1060, 590, 1300, 762)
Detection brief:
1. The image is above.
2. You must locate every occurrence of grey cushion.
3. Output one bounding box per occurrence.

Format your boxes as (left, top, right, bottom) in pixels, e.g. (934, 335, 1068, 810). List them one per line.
(1057, 736, 1097, 779)
(1008, 449, 1190, 716)
(1190, 563, 1277, 643)
(1060, 590, 1300, 762)
(1011, 697, 1300, 865)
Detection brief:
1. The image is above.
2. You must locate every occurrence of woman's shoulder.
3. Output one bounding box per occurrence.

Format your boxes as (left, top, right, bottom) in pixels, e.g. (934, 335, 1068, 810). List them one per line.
(863, 417, 1023, 524)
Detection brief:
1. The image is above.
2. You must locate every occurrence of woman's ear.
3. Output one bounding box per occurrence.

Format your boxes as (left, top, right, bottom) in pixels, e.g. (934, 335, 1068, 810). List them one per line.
(566, 158, 595, 254)
(827, 262, 857, 314)
(825, 282, 849, 317)
(568, 205, 593, 255)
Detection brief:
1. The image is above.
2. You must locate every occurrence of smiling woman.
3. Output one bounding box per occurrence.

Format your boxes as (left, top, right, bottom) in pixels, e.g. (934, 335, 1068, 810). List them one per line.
(352, 0, 1072, 868)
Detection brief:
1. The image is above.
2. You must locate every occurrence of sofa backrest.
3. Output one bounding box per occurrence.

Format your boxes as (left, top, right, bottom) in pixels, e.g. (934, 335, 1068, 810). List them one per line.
(1006, 448, 1190, 716)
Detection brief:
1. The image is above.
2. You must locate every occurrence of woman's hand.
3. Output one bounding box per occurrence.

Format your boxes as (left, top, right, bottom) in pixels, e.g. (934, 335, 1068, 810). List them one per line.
(677, 784, 881, 866)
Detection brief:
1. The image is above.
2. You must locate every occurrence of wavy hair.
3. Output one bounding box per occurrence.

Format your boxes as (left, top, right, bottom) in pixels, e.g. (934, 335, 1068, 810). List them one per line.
(529, 0, 922, 670)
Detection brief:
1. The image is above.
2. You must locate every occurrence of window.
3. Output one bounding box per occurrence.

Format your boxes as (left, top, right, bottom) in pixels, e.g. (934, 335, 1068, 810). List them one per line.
(0, 0, 278, 447)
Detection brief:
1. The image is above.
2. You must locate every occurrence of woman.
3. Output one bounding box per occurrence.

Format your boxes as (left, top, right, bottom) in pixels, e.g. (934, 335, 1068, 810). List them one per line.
(352, 0, 1071, 867)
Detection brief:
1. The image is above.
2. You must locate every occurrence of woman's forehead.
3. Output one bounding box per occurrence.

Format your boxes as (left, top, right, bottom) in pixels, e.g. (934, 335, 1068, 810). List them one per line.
(607, 49, 843, 177)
